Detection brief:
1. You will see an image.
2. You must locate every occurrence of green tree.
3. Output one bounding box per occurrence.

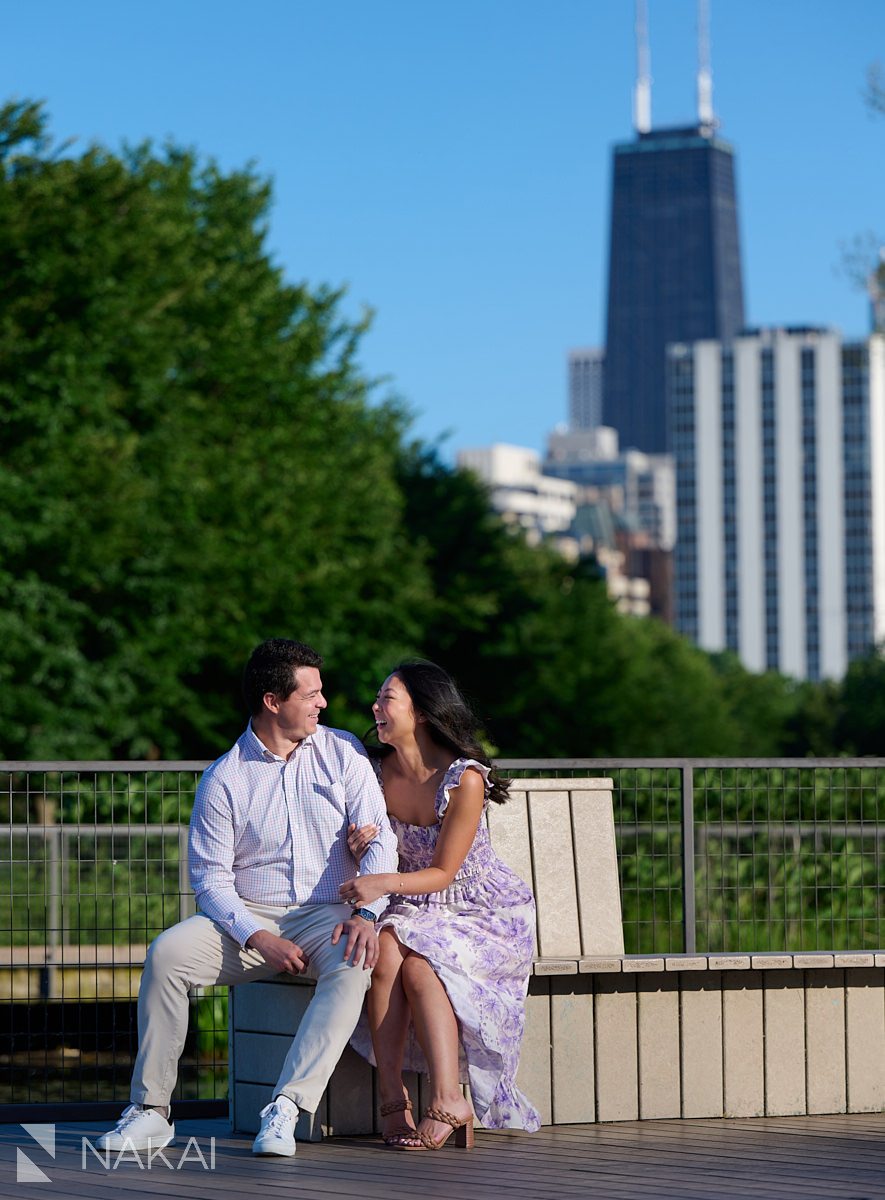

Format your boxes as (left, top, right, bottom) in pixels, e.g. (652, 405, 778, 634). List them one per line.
(709, 653, 804, 758)
(836, 645, 885, 755)
(507, 577, 744, 758)
(781, 677, 841, 758)
(0, 100, 429, 758)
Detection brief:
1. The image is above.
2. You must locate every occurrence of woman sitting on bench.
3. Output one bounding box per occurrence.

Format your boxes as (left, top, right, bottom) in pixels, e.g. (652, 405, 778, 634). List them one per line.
(339, 661, 540, 1150)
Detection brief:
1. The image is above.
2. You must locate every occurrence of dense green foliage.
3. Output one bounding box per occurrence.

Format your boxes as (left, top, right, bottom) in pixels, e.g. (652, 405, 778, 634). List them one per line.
(0, 100, 878, 763)
(0, 100, 426, 757)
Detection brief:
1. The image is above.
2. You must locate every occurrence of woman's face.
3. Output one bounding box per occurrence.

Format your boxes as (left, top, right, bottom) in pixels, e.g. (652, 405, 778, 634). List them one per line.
(372, 673, 418, 742)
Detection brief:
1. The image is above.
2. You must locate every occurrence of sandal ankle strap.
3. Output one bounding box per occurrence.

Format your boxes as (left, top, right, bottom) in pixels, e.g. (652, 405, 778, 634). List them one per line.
(422, 1106, 465, 1128)
(380, 1098, 413, 1117)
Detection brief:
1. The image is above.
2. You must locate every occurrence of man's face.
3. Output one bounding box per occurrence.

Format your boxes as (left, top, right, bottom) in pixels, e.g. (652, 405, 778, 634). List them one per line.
(271, 666, 327, 743)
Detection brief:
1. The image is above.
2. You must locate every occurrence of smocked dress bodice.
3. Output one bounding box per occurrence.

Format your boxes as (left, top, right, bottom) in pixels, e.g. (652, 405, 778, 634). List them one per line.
(385, 759, 522, 903)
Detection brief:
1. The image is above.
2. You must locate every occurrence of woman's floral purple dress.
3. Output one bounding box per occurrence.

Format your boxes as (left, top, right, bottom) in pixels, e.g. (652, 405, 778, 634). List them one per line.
(350, 758, 541, 1131)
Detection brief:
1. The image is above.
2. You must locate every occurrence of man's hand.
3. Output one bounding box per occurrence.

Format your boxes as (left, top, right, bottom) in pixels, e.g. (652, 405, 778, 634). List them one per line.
(331, 915, 379, 970)
(245, 929, 310, 975)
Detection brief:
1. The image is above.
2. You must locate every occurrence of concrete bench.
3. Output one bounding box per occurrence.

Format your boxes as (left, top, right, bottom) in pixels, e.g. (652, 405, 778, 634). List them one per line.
(228, 776, 621, 1137)
(228, 777, 885, 1134)
(519, 951, 885, 1124)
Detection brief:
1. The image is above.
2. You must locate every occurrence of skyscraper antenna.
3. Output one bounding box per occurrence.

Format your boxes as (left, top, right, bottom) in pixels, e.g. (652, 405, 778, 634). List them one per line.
(634, 0, 651, 133)
(697, 0, 715, 128)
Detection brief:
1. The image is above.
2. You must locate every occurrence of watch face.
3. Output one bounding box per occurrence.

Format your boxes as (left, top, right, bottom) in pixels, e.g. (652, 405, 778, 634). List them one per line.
(355, 908, 377, 922)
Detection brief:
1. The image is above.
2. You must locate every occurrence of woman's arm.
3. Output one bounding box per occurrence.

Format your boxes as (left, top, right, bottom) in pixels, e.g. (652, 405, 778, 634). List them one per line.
(338, 767, 486, 907)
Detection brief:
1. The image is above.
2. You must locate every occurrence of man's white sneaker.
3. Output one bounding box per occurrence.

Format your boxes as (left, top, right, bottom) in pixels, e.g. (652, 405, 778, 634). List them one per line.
(252, 1096, 298, 1156)
(96, 1104, 175, 1151)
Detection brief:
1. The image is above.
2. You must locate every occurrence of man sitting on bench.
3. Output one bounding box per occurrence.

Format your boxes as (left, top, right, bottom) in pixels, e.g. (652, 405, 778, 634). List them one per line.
(98, 638, 397, 1157)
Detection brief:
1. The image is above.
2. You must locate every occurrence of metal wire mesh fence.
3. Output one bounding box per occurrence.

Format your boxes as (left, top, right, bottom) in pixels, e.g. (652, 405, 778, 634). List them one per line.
(0, 763, 226, 1113)
(499, 760, 688, 954)
(498, 759, 885, 955)
(4, 758, 885, 1115)
(693, 763, 885, 954)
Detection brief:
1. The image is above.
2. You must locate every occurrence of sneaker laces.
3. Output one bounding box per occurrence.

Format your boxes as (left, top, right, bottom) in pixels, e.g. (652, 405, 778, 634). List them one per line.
(111, 1104, 142, 1133)
(113, 1104, 167, 1132)
(258, 1100, 294, 1135)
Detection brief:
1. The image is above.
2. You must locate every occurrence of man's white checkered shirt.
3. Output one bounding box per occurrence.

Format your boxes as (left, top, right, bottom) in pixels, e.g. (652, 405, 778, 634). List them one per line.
(188, 722, 397, 946)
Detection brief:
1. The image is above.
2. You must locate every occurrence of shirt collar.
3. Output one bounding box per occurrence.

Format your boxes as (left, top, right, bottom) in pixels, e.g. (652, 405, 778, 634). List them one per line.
(244, 721, 317, 762)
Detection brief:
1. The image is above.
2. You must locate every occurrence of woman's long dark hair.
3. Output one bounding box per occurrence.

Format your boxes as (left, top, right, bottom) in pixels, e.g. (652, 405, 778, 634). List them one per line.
(366, 660, 510, 804)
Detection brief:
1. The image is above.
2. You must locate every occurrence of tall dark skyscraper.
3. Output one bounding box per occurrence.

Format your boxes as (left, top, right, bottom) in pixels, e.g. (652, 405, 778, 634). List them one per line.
(602, 3, 745, 453)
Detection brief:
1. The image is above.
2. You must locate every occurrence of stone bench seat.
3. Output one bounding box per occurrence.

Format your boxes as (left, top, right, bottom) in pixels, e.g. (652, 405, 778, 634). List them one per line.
(540, 951, 885, 973)
(228, 776, 885, 1136)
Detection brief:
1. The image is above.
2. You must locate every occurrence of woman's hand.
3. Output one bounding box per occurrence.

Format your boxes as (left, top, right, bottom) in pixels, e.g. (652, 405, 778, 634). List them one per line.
(347, 822, 379, 862)
(338, 873, 393, 906)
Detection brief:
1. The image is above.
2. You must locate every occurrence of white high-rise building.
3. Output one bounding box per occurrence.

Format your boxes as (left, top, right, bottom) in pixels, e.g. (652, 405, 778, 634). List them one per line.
(568, 349, 604, 431)
(668, 328, 885, 680)
(457, 444, 578, 541)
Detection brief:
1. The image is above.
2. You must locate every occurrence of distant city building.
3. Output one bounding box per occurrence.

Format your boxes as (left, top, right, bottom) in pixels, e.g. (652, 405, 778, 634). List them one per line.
(603, 124, 745, 454)
(568, 349, 605, 431)
(457, 442, 651, 616)
(548, 425, 619, 464)
(602, 6, 745, 453)
(563, 496, 655, 619)
(545, 428, 676, 552)
(457, 444, 578, 540)
(669, 328, 885, 680)
(544, 426, 675, 621)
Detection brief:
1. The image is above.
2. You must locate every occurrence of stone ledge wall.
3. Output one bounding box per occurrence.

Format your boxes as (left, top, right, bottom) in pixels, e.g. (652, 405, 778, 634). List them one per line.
(229, 955, 885, 1135)
(520, 959, 885, 1124)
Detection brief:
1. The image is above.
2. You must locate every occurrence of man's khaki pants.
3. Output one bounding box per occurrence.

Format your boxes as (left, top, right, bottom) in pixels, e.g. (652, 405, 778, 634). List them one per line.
(130, 901, 370, 1113)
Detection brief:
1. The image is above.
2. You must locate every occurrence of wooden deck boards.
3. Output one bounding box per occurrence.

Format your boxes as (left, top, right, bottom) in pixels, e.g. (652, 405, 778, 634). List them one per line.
(2, 1114, 885, 1200)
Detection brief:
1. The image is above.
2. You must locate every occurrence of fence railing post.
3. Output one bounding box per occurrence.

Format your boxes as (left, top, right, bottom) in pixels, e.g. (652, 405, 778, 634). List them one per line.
(42, 825, 62, 1000)
(680, 762, 696, 954)
(179, 826, 196, 923)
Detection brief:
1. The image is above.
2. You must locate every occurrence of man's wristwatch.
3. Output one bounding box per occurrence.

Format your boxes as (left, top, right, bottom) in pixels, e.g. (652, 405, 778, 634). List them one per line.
(353, 907, 378, 922)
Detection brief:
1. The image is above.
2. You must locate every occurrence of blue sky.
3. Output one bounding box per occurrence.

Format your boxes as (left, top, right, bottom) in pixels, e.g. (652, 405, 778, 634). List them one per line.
(2, 0, 883, 457)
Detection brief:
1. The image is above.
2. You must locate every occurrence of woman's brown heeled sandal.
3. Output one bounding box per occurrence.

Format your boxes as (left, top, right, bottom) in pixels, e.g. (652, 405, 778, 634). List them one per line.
(379, 1097, 416, 1147)
(415, 1106, 474, 1150)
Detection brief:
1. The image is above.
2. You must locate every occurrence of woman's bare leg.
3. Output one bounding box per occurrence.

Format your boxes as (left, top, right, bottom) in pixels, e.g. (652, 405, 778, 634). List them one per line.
(401, 952, 473, 1145)
(367, 930, 415, 1138)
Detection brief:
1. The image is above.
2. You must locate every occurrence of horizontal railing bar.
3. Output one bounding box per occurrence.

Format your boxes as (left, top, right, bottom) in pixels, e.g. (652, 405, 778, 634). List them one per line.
(6, 757, 885, 771)
(615, 824, 885, 836)
(0, 824, 188, 835)
(3, 822, 882, 841)
(0, 1099, 228, 1124)
(496, 758, 885, 768)
(0, 945, 149, 965)
(0, 761, 211, 771)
